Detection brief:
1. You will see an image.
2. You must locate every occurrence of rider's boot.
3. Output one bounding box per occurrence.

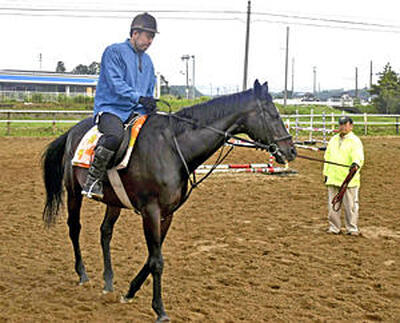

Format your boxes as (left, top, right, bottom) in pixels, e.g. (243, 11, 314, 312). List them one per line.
(81, 145, 115, 200)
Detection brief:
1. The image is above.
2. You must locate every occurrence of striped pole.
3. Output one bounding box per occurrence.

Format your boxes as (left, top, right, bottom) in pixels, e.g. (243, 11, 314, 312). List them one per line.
(197, 163, 273, 170)
(194, 167, 297, 175)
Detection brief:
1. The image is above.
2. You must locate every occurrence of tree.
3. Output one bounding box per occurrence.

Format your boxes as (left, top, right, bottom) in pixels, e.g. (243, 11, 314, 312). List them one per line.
(88, 61, 100, 75)
(56, 61, 66, 73)
(370, 63, 400, 114)
(72, 64, 90, 75)
(71, 62, 100, 75)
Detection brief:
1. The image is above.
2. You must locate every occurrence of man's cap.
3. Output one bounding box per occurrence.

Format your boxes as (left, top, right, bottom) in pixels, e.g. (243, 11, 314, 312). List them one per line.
(131, 13, 158, 34)
(338, 116, 353, 125)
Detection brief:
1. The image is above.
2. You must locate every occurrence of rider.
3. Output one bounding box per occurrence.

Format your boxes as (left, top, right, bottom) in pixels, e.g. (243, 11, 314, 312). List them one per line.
(82, 12, 158, 199)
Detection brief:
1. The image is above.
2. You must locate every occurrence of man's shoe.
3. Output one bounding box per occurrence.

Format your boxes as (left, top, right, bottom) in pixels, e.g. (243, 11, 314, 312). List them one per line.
(326, 228, 341, 235)
(82, 145, 115, 200)
(346, 231, 360, 236)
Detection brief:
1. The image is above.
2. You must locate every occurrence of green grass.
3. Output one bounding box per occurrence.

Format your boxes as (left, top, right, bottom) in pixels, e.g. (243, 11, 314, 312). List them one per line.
(1, 99, 399, 137)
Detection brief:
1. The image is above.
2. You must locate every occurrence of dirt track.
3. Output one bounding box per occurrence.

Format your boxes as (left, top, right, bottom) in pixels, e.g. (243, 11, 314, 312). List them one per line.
(0, 136, 400, 322)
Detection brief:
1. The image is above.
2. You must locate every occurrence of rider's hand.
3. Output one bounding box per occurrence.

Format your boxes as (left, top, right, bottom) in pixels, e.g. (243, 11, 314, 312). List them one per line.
(139, 96, 157, 113)
(350, 162, 359, 171)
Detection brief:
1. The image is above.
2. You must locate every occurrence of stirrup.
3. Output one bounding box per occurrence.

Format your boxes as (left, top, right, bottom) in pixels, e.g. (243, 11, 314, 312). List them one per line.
(82, 179, 103, 199)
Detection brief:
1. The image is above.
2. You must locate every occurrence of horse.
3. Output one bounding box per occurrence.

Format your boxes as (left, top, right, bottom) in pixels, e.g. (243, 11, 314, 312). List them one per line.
(42, 80, 297, 322)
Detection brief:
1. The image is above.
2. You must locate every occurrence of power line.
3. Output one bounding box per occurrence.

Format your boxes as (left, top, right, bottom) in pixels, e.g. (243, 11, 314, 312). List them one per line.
(0, 12, 243, 21)
(253, 18, 400, 34)
(1, 6, 400, 30)
(1, 7, 400, 33)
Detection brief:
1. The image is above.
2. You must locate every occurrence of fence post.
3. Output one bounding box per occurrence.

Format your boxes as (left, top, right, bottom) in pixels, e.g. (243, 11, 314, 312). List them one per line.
(322, 112, 326, 146)
(396, 116, 399, 135)
(52, 113, 56, 135)
(295, 109, 299, 143)
(7, 112, 11, 136)
(331, 112, 335, 130)
(309, 108, 314, 143)
(363, 113, 368, 136)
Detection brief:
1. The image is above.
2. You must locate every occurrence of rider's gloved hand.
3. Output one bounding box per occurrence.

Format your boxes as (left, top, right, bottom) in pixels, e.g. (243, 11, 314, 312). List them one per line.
(350, 162, 359, 171)
(139, 96, 157, 113)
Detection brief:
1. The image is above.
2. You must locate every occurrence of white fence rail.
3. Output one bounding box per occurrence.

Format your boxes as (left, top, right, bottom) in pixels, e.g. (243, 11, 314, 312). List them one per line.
(0, 109, 400, 136)
(0, 91, 94, 101)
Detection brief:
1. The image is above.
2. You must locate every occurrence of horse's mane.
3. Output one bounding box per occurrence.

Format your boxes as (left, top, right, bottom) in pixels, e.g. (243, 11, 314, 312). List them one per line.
(173, 89, 254, 134)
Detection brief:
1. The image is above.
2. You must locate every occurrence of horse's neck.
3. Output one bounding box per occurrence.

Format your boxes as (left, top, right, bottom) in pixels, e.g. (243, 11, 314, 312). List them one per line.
(176, 98, 253, 172)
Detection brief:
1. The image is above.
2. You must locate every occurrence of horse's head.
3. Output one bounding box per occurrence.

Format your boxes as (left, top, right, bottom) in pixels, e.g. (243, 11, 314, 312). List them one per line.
(240, 80, 297, 164)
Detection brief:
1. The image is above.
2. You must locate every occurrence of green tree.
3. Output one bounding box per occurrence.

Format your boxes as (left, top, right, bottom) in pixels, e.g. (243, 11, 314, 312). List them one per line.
(370, 63, 400, 114)
(71, 62, 100, 75)
(72, 64, 89, 74)
(88, 61, 100, 75)
(56, 61, 66, 73)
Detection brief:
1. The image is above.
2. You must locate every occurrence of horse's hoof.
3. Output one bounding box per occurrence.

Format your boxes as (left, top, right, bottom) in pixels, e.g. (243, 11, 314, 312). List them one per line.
(101, 291, 118, 303)
(120, 295, 134, 304)
(156, 315, 170, 323)
(102, 289, 112, 295)
(78, 276, 89, 286)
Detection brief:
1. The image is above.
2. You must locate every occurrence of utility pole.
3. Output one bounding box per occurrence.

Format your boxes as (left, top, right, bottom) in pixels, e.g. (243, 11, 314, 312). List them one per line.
(191, 55, 196, 99)
(181, 55, 190, 99)
(369, 60, 373, 88)
(39, 53, 42, 70)
(355, 67, 358, 99)
(242, 0, 251, 91)
(284, 26, 289, 107)
(313, 66, 317, 95)
(291, 57, 295, 96)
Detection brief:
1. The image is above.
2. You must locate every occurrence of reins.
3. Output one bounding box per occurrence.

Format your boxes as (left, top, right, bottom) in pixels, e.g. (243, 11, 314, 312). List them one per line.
(331, 167, 358, 211)
(155, 99, 355, 213)
(156, 99, 284, 211)
(296, 154, 350, 168)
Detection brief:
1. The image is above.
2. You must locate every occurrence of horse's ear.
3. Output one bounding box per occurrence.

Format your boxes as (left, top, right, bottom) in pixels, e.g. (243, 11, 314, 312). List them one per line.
(253, 79, 262, 97)
(261, 81, 273, 103)
(262, 81, 269, 93)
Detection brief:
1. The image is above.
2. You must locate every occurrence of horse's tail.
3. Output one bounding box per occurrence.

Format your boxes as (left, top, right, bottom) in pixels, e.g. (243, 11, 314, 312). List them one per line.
(42, 131, 69, 227)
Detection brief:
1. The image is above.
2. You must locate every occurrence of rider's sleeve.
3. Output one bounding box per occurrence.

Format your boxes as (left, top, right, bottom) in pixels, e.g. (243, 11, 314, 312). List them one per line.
(101, 46, 141, 104)
(146, 61, 156, 97)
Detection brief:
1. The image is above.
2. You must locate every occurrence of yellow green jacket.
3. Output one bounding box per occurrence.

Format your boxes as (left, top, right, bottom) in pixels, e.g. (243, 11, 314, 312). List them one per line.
(323, 132, 364, 187)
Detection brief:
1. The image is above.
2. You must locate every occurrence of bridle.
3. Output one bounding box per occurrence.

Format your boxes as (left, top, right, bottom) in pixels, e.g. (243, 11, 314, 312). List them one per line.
(155, 98, 292, 211)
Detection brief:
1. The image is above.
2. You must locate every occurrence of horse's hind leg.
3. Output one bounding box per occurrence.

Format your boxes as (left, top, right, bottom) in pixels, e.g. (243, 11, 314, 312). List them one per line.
(100, 205, 121, 293)
(67, 189, 89, 285)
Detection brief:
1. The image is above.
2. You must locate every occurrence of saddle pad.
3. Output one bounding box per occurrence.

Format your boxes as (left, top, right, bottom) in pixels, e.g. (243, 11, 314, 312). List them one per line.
(72, 115, 148, 170)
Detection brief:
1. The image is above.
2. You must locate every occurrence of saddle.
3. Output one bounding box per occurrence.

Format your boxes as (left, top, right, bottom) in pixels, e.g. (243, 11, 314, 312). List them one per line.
(72, 114, 148, 170)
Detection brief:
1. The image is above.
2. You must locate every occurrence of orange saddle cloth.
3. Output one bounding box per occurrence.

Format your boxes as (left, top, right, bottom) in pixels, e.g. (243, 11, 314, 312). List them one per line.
(72, 115, 147, 170)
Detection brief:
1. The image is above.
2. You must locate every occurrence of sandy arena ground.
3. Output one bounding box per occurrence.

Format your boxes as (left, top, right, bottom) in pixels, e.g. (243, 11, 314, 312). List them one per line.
(0, 136, 399, 322)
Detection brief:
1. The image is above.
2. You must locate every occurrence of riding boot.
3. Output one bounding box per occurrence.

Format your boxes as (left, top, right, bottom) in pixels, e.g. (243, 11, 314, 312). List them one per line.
(81, 145, 115, 200)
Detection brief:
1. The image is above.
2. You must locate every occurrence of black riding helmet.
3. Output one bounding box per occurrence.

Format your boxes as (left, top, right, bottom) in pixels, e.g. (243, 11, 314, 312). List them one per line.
(338, 116, 353, 125)
(130, 12, 158, 36)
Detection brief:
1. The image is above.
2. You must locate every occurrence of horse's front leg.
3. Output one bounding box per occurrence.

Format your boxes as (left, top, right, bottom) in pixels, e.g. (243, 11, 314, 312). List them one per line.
(124, 202, 170, 322)
(100, 206, 121, 293)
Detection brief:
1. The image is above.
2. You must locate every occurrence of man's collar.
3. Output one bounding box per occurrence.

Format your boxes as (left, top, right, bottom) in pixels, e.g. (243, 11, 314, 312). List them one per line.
(339, 131, 352, 138)
(125, 38, 139, 54)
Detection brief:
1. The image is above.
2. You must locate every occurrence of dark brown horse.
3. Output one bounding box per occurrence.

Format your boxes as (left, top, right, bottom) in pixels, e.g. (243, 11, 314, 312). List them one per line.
(42, 80, 296, 322)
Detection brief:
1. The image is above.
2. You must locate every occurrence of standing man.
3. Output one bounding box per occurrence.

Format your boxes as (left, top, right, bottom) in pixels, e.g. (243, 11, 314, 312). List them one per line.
(323, 116, 364, 235)
(82, 12, 158, 199)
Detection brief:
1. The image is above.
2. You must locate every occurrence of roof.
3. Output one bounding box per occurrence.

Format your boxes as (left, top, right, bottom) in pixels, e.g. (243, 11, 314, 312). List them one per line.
(0, 69, 98, 86)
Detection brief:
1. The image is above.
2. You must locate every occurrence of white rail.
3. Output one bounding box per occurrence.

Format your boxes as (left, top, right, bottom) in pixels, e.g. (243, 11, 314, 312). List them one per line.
(0, 110, 400, 136)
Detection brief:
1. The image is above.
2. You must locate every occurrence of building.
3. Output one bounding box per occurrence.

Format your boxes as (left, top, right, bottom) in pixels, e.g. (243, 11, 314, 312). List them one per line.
(0, 69, 98, 97)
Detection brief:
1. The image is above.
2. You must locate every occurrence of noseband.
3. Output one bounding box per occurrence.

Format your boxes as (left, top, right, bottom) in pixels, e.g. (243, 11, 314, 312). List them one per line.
(254, 98, 292, 159)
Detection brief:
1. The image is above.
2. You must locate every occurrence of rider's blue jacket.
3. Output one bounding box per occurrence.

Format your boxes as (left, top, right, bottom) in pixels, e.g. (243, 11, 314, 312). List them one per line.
(93, 39, 156, 123)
